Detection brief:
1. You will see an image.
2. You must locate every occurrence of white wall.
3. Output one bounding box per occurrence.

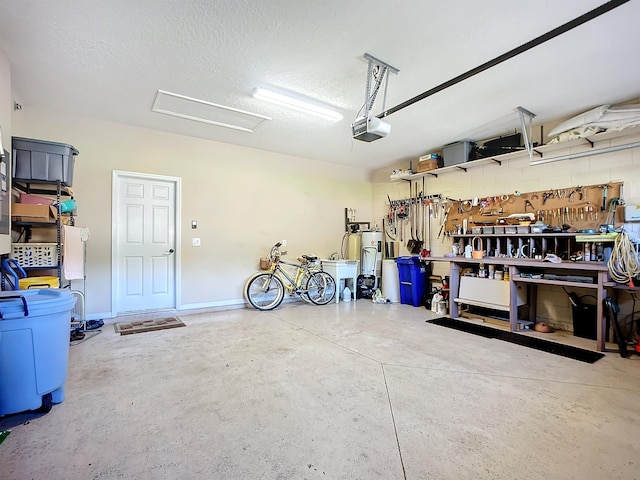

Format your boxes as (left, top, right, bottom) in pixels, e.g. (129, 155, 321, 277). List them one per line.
(0, 49, 13, 254)
(373, 127, 640, 330)
(11, 109, 374, 318)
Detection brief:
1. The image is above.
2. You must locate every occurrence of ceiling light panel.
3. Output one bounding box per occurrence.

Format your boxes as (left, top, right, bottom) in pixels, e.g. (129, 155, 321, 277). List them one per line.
(253, 87, 343, 123)
(152, 90, 270, 133)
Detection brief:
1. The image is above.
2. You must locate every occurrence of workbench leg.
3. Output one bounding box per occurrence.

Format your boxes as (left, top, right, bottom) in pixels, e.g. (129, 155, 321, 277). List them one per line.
(350, 276, 357, 302)
(449, 263, 459, 318)
(508, 266, 518, 332)
(596, 271, 607, 352)
(528, 283, 538, 325)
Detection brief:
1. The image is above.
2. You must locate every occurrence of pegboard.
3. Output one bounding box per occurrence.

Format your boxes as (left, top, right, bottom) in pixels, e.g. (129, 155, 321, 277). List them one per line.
(443, 182, 623, 234)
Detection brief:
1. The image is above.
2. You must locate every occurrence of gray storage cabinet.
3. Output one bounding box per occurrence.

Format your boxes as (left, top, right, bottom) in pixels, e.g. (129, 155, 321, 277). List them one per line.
(12, 137, 78, 186)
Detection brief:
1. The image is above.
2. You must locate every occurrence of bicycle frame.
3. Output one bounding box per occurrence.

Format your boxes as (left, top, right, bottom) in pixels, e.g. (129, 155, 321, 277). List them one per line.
(268, 258, 312, 293)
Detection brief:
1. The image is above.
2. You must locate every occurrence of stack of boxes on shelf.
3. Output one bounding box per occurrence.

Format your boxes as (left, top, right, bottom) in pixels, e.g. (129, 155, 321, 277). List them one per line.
(415, 153, 443, 173)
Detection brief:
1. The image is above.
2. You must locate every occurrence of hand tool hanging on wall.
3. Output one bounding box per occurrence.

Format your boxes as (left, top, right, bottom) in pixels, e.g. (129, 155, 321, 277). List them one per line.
(407, 181, 415, 251)
(414, 183, 420, 242)
(604, 197, 619, 226)
(601, 184, 608, 211)
(396, 197, 407, 243)
(412, 182, 423, 254)
(438, 204, 451, 239)
(422, 177, 428, 252)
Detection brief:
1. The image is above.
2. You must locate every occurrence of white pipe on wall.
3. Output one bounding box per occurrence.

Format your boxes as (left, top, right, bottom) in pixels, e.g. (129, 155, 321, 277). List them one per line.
(530, 141, 640, 166)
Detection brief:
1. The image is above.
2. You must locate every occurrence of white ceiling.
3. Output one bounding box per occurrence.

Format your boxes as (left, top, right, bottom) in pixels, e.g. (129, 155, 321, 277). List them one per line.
(1, 0, 639, 171)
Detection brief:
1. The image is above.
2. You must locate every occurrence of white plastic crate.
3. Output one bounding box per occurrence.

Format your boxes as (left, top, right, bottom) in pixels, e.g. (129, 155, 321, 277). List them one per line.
(10, 243, 58, 267)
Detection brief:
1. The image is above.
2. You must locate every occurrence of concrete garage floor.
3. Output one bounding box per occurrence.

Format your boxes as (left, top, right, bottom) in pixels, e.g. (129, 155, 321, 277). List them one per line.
(1, 301, 639, 480)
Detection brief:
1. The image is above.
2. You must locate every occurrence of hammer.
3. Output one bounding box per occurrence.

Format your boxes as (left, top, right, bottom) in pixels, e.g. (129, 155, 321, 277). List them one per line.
(600, 185, 608, 211)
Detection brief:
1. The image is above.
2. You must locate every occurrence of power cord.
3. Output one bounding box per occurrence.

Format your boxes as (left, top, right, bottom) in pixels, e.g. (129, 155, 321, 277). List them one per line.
(607, 231, 640, 284)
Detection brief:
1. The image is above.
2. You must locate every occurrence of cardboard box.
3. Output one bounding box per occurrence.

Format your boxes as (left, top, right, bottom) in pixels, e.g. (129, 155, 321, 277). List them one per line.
(19, 193, 55, 205)
(416, 158, 443, 173)
(11, 203, 58, 222)
(419, 153, 441, 162)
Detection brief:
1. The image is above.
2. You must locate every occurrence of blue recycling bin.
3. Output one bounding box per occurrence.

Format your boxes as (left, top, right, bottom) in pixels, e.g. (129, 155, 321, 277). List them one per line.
(0, 289, 76, 416)
(395, 256, 428, 307)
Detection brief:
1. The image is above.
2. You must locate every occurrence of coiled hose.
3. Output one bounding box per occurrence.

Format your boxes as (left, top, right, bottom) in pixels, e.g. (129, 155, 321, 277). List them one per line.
(608, 231, 640, 284)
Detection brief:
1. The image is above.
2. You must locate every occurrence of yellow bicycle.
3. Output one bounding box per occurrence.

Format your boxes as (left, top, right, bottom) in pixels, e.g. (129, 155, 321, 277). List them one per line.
(245, 242, 336, 310)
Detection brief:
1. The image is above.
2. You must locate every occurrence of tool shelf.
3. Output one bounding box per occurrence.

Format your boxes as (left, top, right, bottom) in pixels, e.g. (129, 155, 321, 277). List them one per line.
(450, 232, 583, 260)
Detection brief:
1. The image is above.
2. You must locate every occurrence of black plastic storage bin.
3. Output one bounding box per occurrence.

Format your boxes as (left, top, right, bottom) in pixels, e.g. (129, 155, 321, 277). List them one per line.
(12, 137, 78, 186)
(571, 294, 608, 341)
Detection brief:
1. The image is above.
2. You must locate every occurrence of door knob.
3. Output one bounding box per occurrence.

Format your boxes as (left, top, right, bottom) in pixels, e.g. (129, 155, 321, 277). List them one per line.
(166, 249, 175, 255)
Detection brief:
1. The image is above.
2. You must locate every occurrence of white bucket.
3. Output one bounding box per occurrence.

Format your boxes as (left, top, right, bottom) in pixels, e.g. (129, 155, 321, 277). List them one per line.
(381, 259, 400, 303)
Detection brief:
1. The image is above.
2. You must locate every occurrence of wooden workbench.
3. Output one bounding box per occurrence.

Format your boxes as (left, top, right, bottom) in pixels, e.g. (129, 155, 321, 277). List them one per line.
(430, 256, 612, 351)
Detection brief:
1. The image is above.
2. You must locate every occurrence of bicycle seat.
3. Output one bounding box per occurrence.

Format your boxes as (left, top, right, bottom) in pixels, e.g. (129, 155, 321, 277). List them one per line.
(302, 255, 317, 262)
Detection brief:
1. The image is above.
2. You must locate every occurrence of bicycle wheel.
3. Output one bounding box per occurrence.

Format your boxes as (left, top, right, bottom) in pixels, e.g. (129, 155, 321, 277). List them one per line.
(305, 271, 336, 305)
(246, 273, 285, 310)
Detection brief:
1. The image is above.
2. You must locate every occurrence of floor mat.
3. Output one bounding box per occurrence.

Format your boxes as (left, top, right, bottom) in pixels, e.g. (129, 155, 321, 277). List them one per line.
(426, 317, 605, 363)
(114, 317, 185, 336)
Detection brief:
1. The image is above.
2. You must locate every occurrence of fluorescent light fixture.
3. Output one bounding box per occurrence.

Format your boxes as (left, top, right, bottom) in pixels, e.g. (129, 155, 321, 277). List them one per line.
(253, 87, 343, 122)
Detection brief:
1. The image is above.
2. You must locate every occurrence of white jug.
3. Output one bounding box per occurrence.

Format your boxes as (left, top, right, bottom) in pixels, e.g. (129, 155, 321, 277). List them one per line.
(464, 244, 473, 258)
(431, 292, 442, 313)
(343, 286, 351, 302)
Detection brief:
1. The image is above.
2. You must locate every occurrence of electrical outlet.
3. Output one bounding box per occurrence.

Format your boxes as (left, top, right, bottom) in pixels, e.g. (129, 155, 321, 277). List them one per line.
(281, 239, 287, 247)
(192, 238, 201, 247)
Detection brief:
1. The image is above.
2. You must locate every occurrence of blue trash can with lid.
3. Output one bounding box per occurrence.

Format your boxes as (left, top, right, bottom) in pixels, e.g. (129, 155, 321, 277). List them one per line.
(0, 289, 76, 416)
(395, 256, 429, 307)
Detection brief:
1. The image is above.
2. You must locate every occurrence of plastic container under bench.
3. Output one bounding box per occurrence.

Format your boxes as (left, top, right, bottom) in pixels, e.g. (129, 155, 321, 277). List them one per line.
(0, 289, 77, 416)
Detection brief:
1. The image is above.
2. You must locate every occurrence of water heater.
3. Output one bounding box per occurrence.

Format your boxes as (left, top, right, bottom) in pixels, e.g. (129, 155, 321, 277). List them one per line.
(361, 230, 383, 277)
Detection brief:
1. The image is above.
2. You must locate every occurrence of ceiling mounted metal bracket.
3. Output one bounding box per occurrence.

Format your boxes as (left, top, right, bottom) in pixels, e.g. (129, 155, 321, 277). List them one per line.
(517, 106, 537, 161)
(361, 53, 399, 120)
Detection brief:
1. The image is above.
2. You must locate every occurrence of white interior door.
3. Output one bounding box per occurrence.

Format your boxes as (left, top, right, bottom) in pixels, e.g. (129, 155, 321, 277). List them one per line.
(113, 172, 179, 314)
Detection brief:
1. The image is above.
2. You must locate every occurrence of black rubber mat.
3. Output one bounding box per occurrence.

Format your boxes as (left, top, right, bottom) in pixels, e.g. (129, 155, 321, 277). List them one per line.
(426, 317, 605, 364)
